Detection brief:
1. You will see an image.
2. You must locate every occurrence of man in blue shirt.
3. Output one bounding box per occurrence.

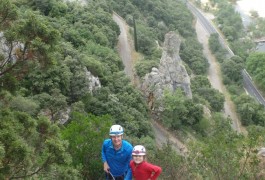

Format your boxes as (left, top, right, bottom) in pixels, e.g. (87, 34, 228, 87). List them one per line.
(102, 124, 133, 180)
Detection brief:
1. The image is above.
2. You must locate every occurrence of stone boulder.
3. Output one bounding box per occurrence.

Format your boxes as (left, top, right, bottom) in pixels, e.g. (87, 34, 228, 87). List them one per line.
(142, 31, 192, 109)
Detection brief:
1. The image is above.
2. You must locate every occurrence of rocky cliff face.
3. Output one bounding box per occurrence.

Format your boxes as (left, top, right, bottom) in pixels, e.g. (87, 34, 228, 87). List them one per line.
(85, 67, 101, 93)
(142, 31, 192, 110)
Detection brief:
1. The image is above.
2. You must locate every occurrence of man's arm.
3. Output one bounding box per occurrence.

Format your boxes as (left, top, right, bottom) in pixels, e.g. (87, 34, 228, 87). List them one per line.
(124, 167, 132, 180)
(103, 162, 110, 173)
(101, 141, 107, 162)
(124, 142, 133, 180)
(101, 140, 109, 173)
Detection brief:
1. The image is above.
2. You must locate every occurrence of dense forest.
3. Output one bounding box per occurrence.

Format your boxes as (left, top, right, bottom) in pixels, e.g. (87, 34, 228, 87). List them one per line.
(0, 0, 265, 179)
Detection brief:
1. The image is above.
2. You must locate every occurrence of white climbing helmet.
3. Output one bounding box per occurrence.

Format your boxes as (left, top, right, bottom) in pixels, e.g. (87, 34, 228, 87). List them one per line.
(132, 145, 146, 156)
(109, 125, 124, 136)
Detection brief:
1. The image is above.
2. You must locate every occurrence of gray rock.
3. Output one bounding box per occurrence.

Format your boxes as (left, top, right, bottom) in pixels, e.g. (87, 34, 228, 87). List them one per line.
(142, 31, 192, 110)
(258, 147, 265, 157)
(85, 68, 101, 93)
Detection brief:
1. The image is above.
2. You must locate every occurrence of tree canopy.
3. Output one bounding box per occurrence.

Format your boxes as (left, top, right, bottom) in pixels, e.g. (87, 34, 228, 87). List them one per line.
(1, 0, 265, 178)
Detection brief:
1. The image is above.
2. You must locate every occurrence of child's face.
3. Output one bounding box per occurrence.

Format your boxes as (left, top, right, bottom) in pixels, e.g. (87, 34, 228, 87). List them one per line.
(132, 155, 144, 164)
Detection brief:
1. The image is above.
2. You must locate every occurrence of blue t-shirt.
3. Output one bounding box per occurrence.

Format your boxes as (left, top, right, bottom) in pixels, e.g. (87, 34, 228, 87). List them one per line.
(102, 139, 133, 179)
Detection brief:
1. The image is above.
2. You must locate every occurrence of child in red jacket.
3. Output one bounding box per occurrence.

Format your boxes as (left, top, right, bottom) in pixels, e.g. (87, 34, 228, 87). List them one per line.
(130, 145, 162, 180)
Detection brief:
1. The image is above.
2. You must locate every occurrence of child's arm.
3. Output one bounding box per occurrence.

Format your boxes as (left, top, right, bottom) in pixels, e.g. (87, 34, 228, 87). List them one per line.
(148, 163, 162, 180)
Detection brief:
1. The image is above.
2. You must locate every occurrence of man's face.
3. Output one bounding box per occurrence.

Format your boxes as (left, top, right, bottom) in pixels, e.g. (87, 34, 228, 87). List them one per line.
(111, 135, 122, 148)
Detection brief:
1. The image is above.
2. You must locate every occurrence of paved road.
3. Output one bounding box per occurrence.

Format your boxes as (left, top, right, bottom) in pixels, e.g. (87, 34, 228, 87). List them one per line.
(188, 2, 265, 108)
(187, 2, 234, 57)
(189, 2, 243, 132)
(242, 69, 265, 106)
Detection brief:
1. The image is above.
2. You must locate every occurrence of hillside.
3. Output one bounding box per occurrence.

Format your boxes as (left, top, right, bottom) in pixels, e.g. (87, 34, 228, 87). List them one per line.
(0, 0, 265, 179)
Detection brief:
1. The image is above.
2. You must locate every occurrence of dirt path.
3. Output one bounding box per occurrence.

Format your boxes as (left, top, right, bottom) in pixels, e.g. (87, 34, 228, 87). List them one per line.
(195, 16, 244, 133)
(112, 12, 134, 82)
(112, 13, 187, 153)
(152, 121, 187, 155)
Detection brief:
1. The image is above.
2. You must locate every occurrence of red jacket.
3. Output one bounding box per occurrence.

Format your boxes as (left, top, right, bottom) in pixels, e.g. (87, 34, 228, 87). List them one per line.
(130, 160, 162, 180)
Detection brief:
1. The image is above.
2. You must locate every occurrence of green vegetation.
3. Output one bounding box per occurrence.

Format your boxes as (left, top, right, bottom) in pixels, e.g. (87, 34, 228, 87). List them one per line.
(62, 113, 112, 178)
(246, 52, 265, 91)
(0, 0, 152, 178)
(0, 95, 79, 179)
(161, 89, 204, 130)
(0, 0, 264, 179)
(208, 33, 227, 63)
(206, 0, 265, 130)
(215, 2, 243, 41)
(111, 0, 208, 77)
(235, 94, 265, 126)
(187, 115, 264, 179)
(150, 114, 265, 179)
(180, 37, 209, 74)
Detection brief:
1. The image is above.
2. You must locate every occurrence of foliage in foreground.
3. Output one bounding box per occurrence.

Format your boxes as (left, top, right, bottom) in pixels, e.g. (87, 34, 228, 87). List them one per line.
(0, 108, 80, 179)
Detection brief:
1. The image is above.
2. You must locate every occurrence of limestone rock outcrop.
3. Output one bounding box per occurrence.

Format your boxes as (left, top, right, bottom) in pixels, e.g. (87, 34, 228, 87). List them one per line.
(142, 31, 192, 109)
(85, 67, 101, 93)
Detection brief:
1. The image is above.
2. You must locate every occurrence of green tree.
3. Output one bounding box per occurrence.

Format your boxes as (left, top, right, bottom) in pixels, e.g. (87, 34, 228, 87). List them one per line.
(9, 95, 39, 116)
(82, 71, 152, 138)
(215, 3, 243, 41)
(162, 89, 186, 129)
(154, 142, 190, 179)
(33, 89, 68, 122)
(180, 37, 208, 75)
(22, 62, 72, 95)
(246, 52, 265, 91)
(249, 18, 265, 39)
(162, 89, 203, 130)
(26, 0, 67, 17)
(191, 75, 211, 92)
(221, 56, 244, 83)
(62, 112, 112, 179)
(235, 94, 265, 126)
(231, 38, 255, 60)
(0, 108, 78, 179)
(136, 24, 157, 56)
(63, 56, 93, 102)
(197, 88, 225, 112)
(189, 114, 265, 179)
(0, 0, 17, 30)
(208, 33, 227, 60)
(0, 10, 60, 78)
(135, 59, 159, 78)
